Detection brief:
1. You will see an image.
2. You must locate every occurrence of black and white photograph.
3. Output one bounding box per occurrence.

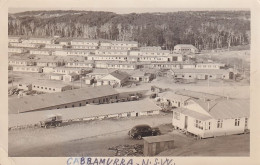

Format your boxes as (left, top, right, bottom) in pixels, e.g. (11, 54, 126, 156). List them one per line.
(1, 0, 260, 164)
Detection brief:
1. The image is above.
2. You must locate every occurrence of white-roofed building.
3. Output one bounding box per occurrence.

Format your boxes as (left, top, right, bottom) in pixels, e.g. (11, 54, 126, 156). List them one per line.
(172, 98, 249, 138)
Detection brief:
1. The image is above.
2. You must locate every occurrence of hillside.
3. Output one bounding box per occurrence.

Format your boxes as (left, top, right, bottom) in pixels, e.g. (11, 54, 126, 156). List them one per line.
(8, 10, 250, 50)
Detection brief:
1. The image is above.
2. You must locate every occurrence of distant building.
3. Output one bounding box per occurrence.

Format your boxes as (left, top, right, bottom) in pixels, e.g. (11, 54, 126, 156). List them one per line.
(29, 49, 52, 56)
(8, 36, 22, 43)
(9, 42, 42, 48)
(158, 92, 191, 107)
(174, 44, 199, 54)
(8, 47, 28, 54)
(95, 61, 139, 70)
(172, 98, 249, 138)
(110, 41, 138, 50)
(56, 38, 72, 46)
(52, 49, 91, 56)
(66, 61, 95, 68)
(9, 59, 35, 66)
(9, 85, 119, 113)
(86, 69, 117, 79)
(32, 82, 72, 93)
(49, 74, 63, 81)
(63, 73, 80, 82)
(17, 83, 32, 91)
(128, 71, 153, 83)
(195, 63, 224, 69)
(87, 55, 127, 61)
(23, 37, 55, 44)
(53, 67, 91, 75)
(84, 77, 95, 85)
(71, 45, 98, 50)
(99, 40, 112, 49)
(129, 50, 170, 56)
(143, 62, 182, 70)
(45, 44, 64, 49)
(36, 60, 64, 67)
(139, 46, 162, 51)
(95, 49, 129, 56)
(71, 39, 99, 46)
(100, 70, 129, 86)
(12, 66, 43, 73)
(170, 69, 230, 80)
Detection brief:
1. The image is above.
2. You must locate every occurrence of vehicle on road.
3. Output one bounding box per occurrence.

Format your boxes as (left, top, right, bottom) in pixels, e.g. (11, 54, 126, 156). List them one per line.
(128, 124, 161, 140)
(40, 114, 62, 128)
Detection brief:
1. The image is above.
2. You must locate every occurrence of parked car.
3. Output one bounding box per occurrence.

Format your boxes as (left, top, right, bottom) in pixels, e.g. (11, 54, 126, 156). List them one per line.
(128, 124, 161, 140)
(40, 114, 62, 128)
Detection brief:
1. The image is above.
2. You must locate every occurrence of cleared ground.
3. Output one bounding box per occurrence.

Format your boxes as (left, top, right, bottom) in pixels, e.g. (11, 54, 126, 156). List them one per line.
(9, 113, 249, 157)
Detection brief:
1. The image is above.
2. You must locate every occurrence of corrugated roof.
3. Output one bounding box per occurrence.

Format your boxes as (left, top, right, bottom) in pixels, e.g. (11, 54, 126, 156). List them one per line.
(71, 39, 99, 43)
(174, 44, 198, 48)
(193, 99, 250, 119)
(143, 134, 174, 143)
(171, 69, 229, 74)
(175, 89, 223, 101)
(102, 71, 129, 81)
(111, 41, 138, 44)
(158, 92, 191, 101)
(9, 85, 118, 114)
(173, 108, 212, 121)
(96, 49, 129, 53)
(9, 99, 161, 127)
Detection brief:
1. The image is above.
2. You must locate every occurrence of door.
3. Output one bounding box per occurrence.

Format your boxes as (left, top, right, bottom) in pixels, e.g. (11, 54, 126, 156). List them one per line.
(184, 116, 188, 129)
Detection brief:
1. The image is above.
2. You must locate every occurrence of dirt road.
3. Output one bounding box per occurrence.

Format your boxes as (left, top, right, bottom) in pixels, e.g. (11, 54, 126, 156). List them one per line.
(9, 114, 173, 157)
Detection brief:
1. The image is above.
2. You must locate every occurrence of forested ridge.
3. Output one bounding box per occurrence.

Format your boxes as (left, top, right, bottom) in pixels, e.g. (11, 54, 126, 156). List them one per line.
(8, 10, 250, 50)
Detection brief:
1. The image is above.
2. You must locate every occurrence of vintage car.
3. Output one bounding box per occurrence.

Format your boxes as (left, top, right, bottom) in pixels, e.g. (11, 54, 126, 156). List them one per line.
(40, 114, 62, 128)
(128, 124, 161, 140)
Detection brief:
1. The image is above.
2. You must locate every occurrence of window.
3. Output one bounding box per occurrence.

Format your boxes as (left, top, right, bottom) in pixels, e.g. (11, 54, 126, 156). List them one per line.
(194, 119, 203, 130)
(72, 104, 74, 107)
(217, 120, 223, 128)
(173, 112, 180, 120)
(245, 118, 248, 127)
(235, 118, 240, 126)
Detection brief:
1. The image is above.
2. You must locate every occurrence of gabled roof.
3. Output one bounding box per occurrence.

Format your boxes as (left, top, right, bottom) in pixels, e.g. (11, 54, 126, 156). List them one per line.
(9, 85, 118, 114)
(71, 39, 99, 43)
(174, 44, 198, 49)
(111, 40, 138, 44)
(158, 92, 191, 102)
(102, 71, 129, 81)
(173, 108, 212, 121)
(175, 89, 223, 101)
(193, 98, 250, 119)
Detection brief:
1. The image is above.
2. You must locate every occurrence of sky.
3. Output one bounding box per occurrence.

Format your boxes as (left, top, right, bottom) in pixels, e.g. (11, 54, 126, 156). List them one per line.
(7, 0, 251, 14)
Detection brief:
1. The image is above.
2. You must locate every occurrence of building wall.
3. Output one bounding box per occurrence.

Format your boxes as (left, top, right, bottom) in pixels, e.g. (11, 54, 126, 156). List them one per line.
(30, 50, 51, 56)
(88, 55, 127, 61)
(13, 66, 42, 73)
(49, 75, 63, 80)
(45, 44, 64, 49)
(17, 84, 32, 91)
(32, 84, 72, 93)
(172, 112, 248, 138)
(10, 43, 41, 48)
(196, 63, 221, 69)
(66, 62, 94, 68)
(71, 45, 97, 50)
(71, 41, 99, 46)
